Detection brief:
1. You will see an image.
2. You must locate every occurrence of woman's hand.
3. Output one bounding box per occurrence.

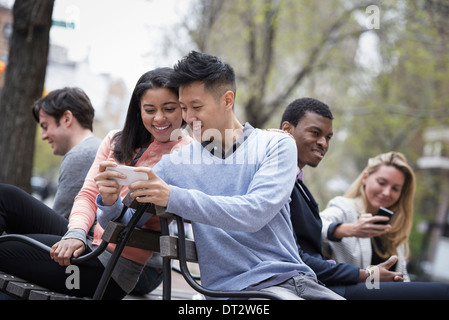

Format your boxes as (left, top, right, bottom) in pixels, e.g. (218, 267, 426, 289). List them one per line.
(50, 239, 86, 266)
(94, 160, 123, 206)
(334, 213, 391, 239)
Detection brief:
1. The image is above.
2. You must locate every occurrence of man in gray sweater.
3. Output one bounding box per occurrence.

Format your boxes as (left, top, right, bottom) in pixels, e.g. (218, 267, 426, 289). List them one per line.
(32, 87, 101, 217)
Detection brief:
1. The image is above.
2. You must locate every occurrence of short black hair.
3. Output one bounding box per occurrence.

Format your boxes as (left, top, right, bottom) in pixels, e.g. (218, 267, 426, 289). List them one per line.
(280, 97, 333, 128)
(32, 87, 95, 131)
(172, 51, 236, 100)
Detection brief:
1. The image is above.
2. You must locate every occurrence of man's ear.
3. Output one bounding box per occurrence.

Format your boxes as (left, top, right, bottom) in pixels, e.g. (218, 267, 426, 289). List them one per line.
(61, 110, 74, 127)
(281, 121, 294, 135)
(223, 90, 235, 111)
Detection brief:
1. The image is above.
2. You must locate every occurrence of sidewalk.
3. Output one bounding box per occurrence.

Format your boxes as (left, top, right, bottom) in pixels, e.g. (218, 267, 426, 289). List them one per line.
(124, 262, 204, 300)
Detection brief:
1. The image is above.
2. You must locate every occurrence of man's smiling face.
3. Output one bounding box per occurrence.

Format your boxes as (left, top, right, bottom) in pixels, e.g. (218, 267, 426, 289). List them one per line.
(283, 111, 334, 169)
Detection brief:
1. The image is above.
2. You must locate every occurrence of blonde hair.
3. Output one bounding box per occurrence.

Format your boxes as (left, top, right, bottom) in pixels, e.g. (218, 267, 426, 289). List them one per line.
(344, 152, 415, 260)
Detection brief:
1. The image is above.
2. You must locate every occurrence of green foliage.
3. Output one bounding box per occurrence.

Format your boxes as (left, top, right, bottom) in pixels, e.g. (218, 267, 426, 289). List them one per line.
(186, 0, 367, 127)
(182, 0, 449, 274)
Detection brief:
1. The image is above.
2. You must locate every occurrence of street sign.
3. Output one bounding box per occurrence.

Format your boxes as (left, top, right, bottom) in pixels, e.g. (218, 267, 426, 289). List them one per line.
(52, 20, 75, 29)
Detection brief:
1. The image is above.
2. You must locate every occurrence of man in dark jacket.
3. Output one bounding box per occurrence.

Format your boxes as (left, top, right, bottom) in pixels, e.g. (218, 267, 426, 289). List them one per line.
(280, 97, 449, 299)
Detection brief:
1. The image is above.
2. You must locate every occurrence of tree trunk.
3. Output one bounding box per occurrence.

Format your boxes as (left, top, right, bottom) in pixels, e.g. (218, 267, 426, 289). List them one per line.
(0, 0, 54, 192)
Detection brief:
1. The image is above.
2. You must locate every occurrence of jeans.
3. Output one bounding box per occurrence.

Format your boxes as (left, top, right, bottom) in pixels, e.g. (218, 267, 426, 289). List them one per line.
(131, 264, 163, 295)
(260, 274, 345, 300)
(340, 281, 449, 300)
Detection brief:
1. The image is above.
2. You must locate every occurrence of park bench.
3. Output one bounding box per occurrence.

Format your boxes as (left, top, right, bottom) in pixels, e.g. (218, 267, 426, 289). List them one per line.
(0, 194, 282, 300)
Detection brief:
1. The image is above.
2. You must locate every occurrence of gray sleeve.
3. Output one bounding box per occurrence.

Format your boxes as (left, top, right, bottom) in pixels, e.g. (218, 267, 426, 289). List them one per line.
(62, 228, 87, 246)
(52, 152, 90, 218)
(52, 137, 100, 218)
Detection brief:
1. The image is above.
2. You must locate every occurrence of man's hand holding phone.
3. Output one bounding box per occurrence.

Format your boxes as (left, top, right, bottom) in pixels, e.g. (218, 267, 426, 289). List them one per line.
(128, 167, 171, 208)
(95, 162, 148, 206)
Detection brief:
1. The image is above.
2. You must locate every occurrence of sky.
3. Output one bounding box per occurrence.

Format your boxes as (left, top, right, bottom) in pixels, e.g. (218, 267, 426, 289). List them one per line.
(50, 0, 191, 88)
(0, 0, 191, 88)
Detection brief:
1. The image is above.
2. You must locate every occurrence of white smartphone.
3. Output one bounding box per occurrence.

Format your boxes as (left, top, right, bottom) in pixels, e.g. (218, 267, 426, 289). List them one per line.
(106, 165, 148, 186)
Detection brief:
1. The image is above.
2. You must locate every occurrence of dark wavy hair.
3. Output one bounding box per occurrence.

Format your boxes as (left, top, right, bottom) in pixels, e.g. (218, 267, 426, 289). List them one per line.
(172, 51, 236, 101)
(112, 68, 179, 165)
(32, 87, 95, 131)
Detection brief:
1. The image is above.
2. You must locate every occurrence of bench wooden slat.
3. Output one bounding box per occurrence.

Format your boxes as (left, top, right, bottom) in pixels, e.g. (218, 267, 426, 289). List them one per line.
(49, 293, 82, 300)
(28, 290, 81, 300)
(0, 272, 26, 290)
(102, 222, 198, 262)
(102, 221, 161, 252)
(28, 290, 59, 300)
(6, 281, 49, 299)
(121, 195, 171, 219)
(160, 235, 198, 262)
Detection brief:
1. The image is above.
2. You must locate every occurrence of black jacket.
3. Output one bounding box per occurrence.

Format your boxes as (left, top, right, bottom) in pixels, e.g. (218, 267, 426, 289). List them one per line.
(290, 180, 359, 295)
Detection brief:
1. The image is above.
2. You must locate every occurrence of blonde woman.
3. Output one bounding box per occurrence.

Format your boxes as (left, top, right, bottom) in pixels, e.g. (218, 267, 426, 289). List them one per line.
(321, 152, 414, 281)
